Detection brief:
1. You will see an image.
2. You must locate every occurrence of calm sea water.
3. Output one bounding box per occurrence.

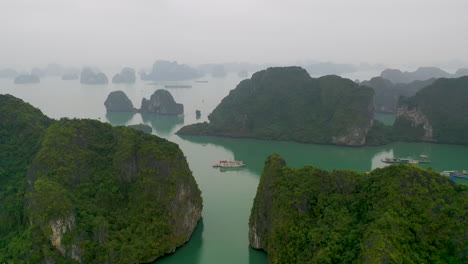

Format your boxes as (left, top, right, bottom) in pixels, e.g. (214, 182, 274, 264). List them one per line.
(1, 74, 467, 264)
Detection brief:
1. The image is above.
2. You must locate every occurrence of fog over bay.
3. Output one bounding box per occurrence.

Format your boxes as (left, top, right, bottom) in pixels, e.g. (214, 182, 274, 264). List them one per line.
(1, 0, 467, 70)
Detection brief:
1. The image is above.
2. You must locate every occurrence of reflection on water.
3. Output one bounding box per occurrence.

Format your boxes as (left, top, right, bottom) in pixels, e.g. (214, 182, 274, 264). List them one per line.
(141, 113, 185, 137)
(156, 219, 204, 264)
(178, 135, 468, 174)
(105, 111, 135, 126)
(178, 135, 397, 174)
(2, 75, 467, 264)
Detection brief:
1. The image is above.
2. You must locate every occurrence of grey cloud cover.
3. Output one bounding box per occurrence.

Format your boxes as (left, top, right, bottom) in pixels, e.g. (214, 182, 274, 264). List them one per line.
(1, 0, 467, 68)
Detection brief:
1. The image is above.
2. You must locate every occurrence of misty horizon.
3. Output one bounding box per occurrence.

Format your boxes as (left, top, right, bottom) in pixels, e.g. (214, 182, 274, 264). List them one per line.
(1, 0, 468, 71)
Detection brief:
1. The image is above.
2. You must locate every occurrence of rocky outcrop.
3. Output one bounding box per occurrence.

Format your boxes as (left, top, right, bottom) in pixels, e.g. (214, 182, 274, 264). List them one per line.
(249, 154, 467, 263)
(361, 77, 434, 113)
(0, 96, 202, 263)
(380, 67, 463, 84)
(25, 119, 202, 263)
(396, 104, 433, 141)
(48, 215, 82, 262)
(14, 74, 40, 84)
(392, 76, 467, 145)
(104, 90, 135, 112)
(61, 73, 79, 80)
(80, 68, 108, 84)
(140, 89, 184, 115)
(112, 67, 136, 84)
(141, 60, 203, 81)
(332, 122, 374, 146)
(249, 154, 286, 250)
(177, 67, 375, 146)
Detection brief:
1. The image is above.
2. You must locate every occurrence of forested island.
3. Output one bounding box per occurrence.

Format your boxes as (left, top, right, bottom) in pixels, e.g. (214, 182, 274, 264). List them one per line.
(380, 67, 468, 84)
(393, 76, 468, 145)
(0, 95, 202, 263)
(249, 154, 467, 263)
(141, 60, 202, 81)
(361, 77, 434, 113)
(80, 68, 108, 84)
(112, 67, 136, 84)
(178, 68, 467, 146)
(140, 89, 184, 115)
(14, 74, 40, 84)
(104, 90, 135, 112)
(177, 67, 375, 146)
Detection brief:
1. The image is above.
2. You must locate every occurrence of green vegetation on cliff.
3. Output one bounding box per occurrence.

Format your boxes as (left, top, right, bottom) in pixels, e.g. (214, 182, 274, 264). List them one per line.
(394, 76, 468, 145)
(178, 67, 375, 146)
(249, 154, 467, 263)
(0, 95, 53, 263)
(0, 95, 202, 263)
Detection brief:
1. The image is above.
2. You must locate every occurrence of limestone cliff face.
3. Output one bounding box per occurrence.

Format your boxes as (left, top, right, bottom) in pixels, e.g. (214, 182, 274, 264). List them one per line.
(249, 155, 286, 250)
(80, 68, 108, 84)
(140, 89, 184, 115)
(112, 67, 136, 84)
(14, 74, 40, 84)
(178, 67, 375, 146)
(104, 90, 135, 112)
(332, 104, 374, 146)
(332, 122, 373, 146)
(48, 215, 82, 263)
(26, 119, 201, 263)
(396, 104, 433, 141)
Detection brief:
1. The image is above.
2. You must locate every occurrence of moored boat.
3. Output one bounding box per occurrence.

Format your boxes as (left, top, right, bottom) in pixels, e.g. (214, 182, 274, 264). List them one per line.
(381, 158, 411, 164)
(381, 158, 431, 164)
(212, 160, 245, 168)
(441, 170, 468, 178)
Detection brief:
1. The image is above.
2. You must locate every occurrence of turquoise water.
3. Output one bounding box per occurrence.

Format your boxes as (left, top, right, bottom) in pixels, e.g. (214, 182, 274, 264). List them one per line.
(374, 112, 396, 125)
(1, 75, 467, 263)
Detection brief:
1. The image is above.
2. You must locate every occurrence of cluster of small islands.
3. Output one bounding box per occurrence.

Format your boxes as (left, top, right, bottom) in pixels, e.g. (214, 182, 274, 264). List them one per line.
(0, 60, 467, 263)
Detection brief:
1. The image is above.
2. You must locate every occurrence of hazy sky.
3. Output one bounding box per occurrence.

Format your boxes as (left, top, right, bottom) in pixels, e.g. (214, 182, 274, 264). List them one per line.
(1, 0, 467, 69)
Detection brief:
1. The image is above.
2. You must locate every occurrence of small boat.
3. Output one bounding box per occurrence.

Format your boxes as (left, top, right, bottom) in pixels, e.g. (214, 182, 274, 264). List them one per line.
(381, 158, 431, 164)
(441, 170, 468, 178)
(419, 154, 429, 158)
(212, 160, 245, 168)
(164, 84, 192, 88)
(381, 158, 411, 164)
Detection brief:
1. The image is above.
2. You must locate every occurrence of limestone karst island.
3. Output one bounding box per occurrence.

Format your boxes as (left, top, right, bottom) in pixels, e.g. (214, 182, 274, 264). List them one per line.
(1, 1, 468, 263)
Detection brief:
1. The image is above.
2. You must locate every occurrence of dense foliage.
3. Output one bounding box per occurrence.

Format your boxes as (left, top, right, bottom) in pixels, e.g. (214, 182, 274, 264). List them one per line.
(364, 120, 393, 145)
(250, 154, 467, 263)
(178, 67, 374, 146)
(0, 95, 202, 263)
(394, 76, 468, 145)
(0, 95, 53, 263)
(104, 90, 135, 112)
